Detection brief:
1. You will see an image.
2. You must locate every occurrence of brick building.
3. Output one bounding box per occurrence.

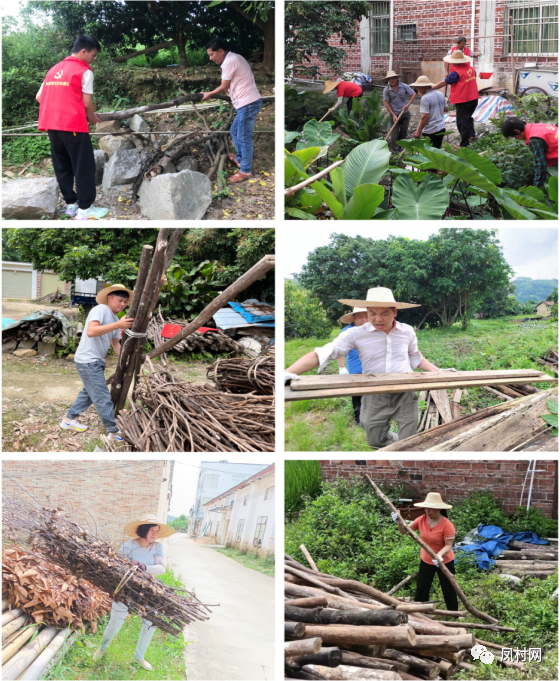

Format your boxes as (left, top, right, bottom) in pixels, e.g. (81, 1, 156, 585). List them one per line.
(319, 460, 558, 518)
(292, 0, 558, 92)
(2, 460, 174, 547)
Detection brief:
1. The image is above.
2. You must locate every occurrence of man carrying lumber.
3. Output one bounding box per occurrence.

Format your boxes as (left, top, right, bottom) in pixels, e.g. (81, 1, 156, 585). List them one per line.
(61, 285, 134, 439)
(382, 70, 417, 153)
(201, 39, 263, 183)
(284, 287, 446, 448)
(501, 118, 558, 187)
(337, 307, 367, 424)
(36, 35, 109, 220)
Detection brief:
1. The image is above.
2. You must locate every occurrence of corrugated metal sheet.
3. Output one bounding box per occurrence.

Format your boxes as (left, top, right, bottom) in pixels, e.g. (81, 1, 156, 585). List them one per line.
(420, 61, 447, 91)
(229, 300, 275, 323)
(213, 299, 275, 330)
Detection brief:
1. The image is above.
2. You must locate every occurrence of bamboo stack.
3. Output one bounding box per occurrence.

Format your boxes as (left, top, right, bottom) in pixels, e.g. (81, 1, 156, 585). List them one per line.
(284, 550, 519, 680)
(494, 540, 558, 579)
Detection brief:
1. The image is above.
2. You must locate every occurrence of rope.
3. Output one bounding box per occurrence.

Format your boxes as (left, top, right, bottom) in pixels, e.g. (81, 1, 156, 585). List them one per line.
(124, 329, 148, 338)
(113, 565, 139, 598)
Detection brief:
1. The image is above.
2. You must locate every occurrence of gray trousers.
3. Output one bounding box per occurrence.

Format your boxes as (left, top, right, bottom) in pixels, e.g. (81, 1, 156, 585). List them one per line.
(360, 392, 418, 448)
(67, 360, 118, 433)
(388, 109, 411, 152)
(99, 601, 156, 661)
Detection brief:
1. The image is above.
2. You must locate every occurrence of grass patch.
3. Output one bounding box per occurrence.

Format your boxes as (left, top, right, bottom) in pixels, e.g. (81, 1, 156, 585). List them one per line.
(213, 546, 274, 577)
(285, 318, 558, 451)
(45, 568, 188, 680)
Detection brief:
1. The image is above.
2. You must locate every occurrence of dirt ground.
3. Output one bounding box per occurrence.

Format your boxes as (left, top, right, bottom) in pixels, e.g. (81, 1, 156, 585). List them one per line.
(1, 353, 211, 452)
(2, 86, 275, 222)
(2, 299, 78, 321)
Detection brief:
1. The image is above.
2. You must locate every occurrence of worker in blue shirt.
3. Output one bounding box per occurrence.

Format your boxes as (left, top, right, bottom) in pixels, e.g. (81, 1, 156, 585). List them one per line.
(337, 307, 367, 424)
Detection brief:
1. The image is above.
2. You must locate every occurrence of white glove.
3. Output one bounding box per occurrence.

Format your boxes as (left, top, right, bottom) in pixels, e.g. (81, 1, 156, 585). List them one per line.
(391, 512, 399, 522)
(432, 558, 440, 566)
(438, 367, 458, 372)
(338, 367, 349, 375)
(284, 372, 300, 385)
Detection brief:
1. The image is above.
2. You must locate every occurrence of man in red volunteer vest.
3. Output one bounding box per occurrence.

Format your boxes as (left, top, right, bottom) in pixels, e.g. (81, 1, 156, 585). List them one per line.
(323, 78, 363, 115)
(444, 36, 481, 74)
(501, 117, 559, 187)
(37, 35, 108, 220)
(433, 50, 479, 148)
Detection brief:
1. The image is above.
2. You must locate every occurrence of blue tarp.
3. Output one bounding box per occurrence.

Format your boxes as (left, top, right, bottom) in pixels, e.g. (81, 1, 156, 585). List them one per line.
(2, 318, 16, 330)
(228, 300, 275, 326)
(455, 523, 550, 570)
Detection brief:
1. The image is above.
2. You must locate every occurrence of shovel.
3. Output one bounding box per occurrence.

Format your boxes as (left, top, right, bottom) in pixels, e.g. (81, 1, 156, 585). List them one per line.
(384, 109, 405, 142)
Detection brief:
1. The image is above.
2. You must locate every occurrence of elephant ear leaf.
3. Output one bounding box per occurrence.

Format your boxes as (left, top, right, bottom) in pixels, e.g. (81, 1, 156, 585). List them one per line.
(421, 147, 500, 195)
(457, 147, 502, 185)
(343, 139, 391, 194)
(391, 173, 449, 220)
(343, 184, 385, 220)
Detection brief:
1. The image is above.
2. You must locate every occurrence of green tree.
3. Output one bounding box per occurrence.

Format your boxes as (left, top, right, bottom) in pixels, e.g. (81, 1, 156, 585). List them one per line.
(549, 287, 558, 320)
(477, 281, 519, 318)
(285, 279, 333, 339)
(2, 232, 25, 262)
(285, 1, 371, 78)
(169, 514, 189, 532)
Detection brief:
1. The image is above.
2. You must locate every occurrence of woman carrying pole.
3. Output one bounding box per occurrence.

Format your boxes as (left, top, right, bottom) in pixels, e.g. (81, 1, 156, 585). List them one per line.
(392, 493, 459, 611)
(93, 514, 175, 670)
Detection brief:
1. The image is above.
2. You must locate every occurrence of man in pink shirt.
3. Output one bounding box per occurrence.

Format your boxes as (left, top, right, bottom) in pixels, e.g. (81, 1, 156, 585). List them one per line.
(201, 39, 263, 183)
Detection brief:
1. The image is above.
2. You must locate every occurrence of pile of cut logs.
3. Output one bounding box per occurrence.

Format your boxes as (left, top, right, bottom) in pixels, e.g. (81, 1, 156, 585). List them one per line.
(535, 348, 558, 376)
(32, 289, 65, 305)
(494, 540, 558, 580)
(2, 317, 67, 345)
(147, 312, 242, 356)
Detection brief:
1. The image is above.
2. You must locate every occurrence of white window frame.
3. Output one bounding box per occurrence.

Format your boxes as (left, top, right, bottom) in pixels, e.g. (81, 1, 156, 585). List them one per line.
(235, 519, 245, 542)
(253, 516, 267, 546)
(396, 23, 417, 42)
(504, 0, 558, 56)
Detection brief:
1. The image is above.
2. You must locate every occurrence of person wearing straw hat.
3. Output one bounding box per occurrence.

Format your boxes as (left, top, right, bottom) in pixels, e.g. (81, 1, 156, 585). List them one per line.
(337, 307, 368, 424)
(93, 514, 175, 670)
(382, 71, 417, 153)
(392, 493, 458, 611)
(323, 78, 363, 115)
(285, 287, 448, 448)
(444, 36, 481, 73)
(60, 284, 134, 438)
(409, 76, 448, 149)
(433, 50, 479, 148)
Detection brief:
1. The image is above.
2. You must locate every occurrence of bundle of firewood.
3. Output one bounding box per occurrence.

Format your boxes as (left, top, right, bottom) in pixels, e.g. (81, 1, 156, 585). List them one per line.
(2, 317, 66, 345)
(535, 348, 558, 376)
(147, 313, 242, 356)
(285, 549, 522, 680)
(2, 499, 215, 638)
(32, 289, 65, 305)
(494, 540, 558, 579)
(207, 356, 275, 395)
(2, 545, 111, 632)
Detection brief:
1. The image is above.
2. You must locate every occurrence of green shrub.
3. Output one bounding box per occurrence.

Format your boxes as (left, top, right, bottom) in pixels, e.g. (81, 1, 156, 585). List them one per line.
(285, 280, 333, 340)
(470, 133, 534, 189)
(2, 135, 52, 166)
(285, 85, 332, 131)
(285, 460, 322, 515)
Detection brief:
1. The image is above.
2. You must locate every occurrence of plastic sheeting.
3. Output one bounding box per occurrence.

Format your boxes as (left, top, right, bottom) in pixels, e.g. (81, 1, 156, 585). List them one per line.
(214, 299, 275, 330)
(2, 309, 76, 338)
(454, 523, 550, 570)
(2, 318, 16, 330)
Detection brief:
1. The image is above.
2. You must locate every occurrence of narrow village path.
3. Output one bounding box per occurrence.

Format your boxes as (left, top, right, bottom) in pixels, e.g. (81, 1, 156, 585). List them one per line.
(166, 534, 275, 681)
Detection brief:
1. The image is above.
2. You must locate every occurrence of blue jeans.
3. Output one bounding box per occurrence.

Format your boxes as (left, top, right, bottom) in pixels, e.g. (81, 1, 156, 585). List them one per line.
(230, 98, 263, 173)
(67, 361, 118, 433)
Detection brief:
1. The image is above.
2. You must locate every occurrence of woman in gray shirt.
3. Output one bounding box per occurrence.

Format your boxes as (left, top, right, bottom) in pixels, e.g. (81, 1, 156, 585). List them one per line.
(93, 514, 175, 671)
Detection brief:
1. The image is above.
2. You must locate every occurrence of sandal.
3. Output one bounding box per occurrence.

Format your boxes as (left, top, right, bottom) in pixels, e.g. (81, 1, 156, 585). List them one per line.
(227, 154, 241, 168)
(228, 171, 252, 184)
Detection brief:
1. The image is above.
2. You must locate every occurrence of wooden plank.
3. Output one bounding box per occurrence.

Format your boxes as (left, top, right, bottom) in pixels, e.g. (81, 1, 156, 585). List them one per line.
(290, 369, 544, 392)
(430, 390, 453, 423)
(284, 374, 556, 402)
(451, 390, 462, 419)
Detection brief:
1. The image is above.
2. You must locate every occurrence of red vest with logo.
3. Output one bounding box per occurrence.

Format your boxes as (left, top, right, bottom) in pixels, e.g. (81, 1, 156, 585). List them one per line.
(38, 57, 92, 133)
(449, 63, 479, 104)
(524, 123, 559, 166)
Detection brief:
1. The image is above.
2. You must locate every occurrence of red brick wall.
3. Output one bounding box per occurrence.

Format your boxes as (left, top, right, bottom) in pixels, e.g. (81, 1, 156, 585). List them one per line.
(2, 460, 166, 547)
(319, 460, 558, 517)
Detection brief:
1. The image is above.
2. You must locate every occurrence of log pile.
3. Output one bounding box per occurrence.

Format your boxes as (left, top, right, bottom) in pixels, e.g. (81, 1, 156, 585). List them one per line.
(105, 362, 274, 453)
(494, 540, 558, 580)
(32, 289, 65, 305)
(2, 546, 111, 632)
(2, 498, 215, 639)
(207, 356, 275, 395)
(2, 317, 66, 345)
(535, 348, 558, 376)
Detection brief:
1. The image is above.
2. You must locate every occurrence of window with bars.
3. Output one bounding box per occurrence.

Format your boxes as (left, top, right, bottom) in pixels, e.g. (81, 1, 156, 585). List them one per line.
(396, 24, 417, 42)
(370, 1, 390, 55)
(235, 519, 245, 542)
(253, 516, 267, 545)
(504, 1, 558, 55)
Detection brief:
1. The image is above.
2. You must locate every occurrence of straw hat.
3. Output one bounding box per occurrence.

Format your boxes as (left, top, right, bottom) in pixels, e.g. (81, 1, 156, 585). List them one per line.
(323, 79, 340, 94)
(125, 513, 176, 539)
(339, 307, 368, 324)
(414, 493, 453, 510)
(444, 49, 471, 64)
(96, 284, 134, 306)
(338, 287, 420, 310)
(383, 70, 400, 81)
(409, 75, 435, 88)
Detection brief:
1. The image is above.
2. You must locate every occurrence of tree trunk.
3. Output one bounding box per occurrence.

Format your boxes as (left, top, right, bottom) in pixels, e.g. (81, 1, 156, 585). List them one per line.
(401, 633, 475, 652)
(285, 622, 306, 639)
(340, 651, 407, 672)
(302, 664, 400, 680)
(294, 648, 343, 668)
(260, 11, 275, 72)
(302, 625, 417, 648)
(285, 597, 329, 608)
(508, 541, 557, 552)
(381, 649, 439, 679)
(387, 572, 418, 597)
(176, 27, 188, 68)
(285, 637, 322, 658)
(114, 40, 177, 63)
(285, 605, 407, 627)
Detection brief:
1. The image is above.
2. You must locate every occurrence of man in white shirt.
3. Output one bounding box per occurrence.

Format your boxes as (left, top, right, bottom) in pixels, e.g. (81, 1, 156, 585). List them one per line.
(200, 38, 263, 183)
(285, 287, 444, 448)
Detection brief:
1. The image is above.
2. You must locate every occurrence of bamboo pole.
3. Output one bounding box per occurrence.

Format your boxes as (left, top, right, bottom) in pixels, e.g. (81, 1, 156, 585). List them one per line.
(387, 571, 418, 596)
(284, 160, 345, 196)
(384, 110, 404, 142)
(2, 609, 23, 627)
(364, 475, 499, 624)
(300, 544, 319, 573)
(19, 629, 73, 681)
(1, 625, 38, 664)
(2, 626, 57, 680)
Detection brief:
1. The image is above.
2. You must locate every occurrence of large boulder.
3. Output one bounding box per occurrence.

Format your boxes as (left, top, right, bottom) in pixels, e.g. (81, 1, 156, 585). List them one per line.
(176, 156, 199, 173)
(2, 341, 18, 354)
(95, 120, 120, 134)
(138, 169, 212, 220)
(38, 341, 57, 356)
(94, 150, 109, 185)
(98, 135, 135, 158)
(17, 340, 36, 350)
(13, 349, 37, 358)
(126, 114, 149, 133)
(102, 149, 141, 196)
(2, 177, 59, 220)
(162, 162, 177, 174)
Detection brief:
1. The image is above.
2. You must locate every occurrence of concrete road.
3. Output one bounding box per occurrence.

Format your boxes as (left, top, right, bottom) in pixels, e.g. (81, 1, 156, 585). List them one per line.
(166, 534, 275, 681)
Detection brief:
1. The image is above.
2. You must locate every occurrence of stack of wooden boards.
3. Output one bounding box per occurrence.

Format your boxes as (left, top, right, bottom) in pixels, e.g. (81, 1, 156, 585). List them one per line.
(494, 540, 558, 580)
(285, 550, 521, 680)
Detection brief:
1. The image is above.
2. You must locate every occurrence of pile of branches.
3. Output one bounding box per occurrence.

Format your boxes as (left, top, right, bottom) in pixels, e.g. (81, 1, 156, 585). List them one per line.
(106, 363, 274, 453)
(32, 288, 65, 305)
(3, 545, 111, 632)
(535, 348, 558, 376)
(2, 317, 66, 345)
(2, 498, 215, 637)
(207, 356, 275, 395)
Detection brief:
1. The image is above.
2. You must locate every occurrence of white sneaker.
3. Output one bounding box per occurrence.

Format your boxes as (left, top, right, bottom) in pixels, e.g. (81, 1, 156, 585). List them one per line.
(60, 418, 88, 432)
(92, 648, 104, 661)
(134, 658, 153, 670)
(107, 431, 124, 442)
(75, 205, 109, 220)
